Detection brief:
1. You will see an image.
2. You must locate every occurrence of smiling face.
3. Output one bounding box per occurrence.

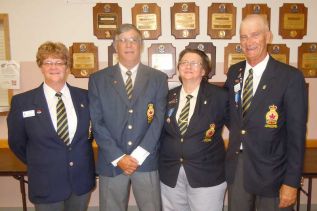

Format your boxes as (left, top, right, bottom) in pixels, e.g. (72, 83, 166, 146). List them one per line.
(240, 15, 272, 66)
(114, 28, 142, 69)
(178, 52, 205, 85)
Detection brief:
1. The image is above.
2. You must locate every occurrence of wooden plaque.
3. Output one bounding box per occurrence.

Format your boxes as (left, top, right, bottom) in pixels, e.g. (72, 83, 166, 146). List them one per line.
(224, 43, 246, 74)
(132, 3, 161, 40)
(69, 43, 98, 78)
(298, 43, 317, 78)
(93, 3, 122, 39)
(268, 44, 290, 64)
(207, 3, 236, 39)
(242, 4, 271, 29)
(185, 42, 216, 78)
(108, 43, 118, 67)
(148, 43, 176, 79)
(171, 2, 199, 39)
(279, 3, 307, 39)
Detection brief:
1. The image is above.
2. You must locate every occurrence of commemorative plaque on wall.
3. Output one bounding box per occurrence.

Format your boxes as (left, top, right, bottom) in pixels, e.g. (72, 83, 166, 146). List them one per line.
(148, 43, 176, 79)
(279, 3, 307, 39)
(207, 3, 236, 39)
(242, 4, 271, 29)
(224, 43, 246, 74)
(93, 3, 122, 39)
(185, 42, 216, 78)
(298, 43, 317, 78)
(171, 2, 199, 39)
(132, 3, 161, 40)
(108, 43, 118, 67)
(268, 44, 289, 64)
(69, 43, 98, 78)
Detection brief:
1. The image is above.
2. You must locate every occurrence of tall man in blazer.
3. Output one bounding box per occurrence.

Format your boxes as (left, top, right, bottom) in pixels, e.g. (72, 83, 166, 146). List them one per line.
(7, 41, 95, 211)
(224, 15, 308, 211)
(88, 24, 168, 211)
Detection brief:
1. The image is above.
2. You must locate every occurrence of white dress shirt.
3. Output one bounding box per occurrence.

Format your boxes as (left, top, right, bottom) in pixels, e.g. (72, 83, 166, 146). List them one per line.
(43, 83, 77, 144)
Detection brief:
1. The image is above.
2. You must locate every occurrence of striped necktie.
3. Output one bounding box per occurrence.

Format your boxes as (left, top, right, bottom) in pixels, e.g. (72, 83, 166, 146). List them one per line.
(125, 70, 133, 100)
(178, 95, 193, 136)
(242, 68, 253, 117)
(56, 92, 70, 145)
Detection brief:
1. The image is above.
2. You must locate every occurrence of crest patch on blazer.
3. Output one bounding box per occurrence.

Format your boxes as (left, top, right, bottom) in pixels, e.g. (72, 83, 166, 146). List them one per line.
(203, 123, 216, 142)
(265, 105, 278, 128)
(147, 103, 155, 124)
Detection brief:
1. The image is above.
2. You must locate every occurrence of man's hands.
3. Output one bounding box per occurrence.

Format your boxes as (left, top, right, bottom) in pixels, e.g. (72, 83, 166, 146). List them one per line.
(117, 155, 139, 175)
(279, 184, 298, 208)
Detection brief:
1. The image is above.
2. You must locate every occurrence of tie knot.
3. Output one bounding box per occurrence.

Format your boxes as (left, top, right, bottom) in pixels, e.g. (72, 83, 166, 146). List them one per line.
(249, 68, 253, 74)
(126, 70, 132, 77)
(186, 95, 193, 100)
(55, 92, 62, 98)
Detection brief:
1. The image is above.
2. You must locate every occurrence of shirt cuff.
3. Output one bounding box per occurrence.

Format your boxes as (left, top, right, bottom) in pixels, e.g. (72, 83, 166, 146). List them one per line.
(130, 146, 150, 165)
(111, 154, 125, 167)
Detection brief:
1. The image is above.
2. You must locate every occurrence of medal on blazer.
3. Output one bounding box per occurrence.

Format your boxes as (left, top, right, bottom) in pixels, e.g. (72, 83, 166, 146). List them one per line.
(234, 70, 242, 108)
(166, 108, 175, 124)
(147, 103, 155, 124)
(203, 123, 216, 142)
(265, 105, 278, 128)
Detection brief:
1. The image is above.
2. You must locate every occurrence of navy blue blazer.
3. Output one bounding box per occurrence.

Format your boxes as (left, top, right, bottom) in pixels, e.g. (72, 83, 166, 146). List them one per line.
(159, 80, 229, 188)
(88, 63, 168, 177)
(7, 84, 95, 203)
(224, 57, 308, 197)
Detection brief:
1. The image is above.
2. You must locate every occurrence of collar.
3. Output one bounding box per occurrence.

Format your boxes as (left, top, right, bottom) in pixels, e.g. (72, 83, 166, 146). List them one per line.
(119, 62, 140, 75)
(245, 54, 269, 77)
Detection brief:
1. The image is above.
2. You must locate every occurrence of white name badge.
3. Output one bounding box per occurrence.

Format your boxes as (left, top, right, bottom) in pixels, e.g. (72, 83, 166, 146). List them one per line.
(23, 110, 35, 118)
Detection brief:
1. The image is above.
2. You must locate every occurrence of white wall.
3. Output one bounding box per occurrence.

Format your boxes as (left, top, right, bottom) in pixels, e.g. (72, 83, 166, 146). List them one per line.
(0, 0, 316, 208)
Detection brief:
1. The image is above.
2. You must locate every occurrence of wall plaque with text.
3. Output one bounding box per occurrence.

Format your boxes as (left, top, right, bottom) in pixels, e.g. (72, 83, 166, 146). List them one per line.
(242, 4, 271, 29)
(224, 43, 246, 74)
(298, 43, 317, 78)
(268, 44, 289, 64)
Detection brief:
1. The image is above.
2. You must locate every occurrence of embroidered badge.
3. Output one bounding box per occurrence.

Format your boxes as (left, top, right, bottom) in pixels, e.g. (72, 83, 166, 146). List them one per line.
(203, 123, 216, 142)
(147, 103, 155, 124)
(265, 105, 278, 128)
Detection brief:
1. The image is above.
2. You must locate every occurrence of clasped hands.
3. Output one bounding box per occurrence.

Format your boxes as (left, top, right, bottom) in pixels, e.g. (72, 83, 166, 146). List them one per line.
(117, 155, 139, 175)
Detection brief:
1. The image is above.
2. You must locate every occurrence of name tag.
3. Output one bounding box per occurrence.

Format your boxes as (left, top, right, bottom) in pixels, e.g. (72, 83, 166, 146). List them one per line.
(234, 83, 241, 92)
(23, 110, 35, 118)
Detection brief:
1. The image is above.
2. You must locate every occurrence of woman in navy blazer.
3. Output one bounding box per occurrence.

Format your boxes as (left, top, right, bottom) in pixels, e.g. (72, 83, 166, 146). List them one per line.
(159, 48, 229, 211)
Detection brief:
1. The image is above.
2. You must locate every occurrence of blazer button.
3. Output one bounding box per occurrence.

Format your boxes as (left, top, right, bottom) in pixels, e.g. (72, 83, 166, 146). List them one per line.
(128, 109, 133, 114)
(69, 161, 74, 167)
(241, 130, 246, 135)
(128, 125, 133, 129)
(180, 138, 183, 143)
(128, 141, 132, 146)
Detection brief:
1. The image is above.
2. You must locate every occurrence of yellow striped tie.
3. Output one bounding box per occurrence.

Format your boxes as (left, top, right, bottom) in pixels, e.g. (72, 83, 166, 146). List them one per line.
(242, 69, 253, 117)
(125, 70, 133, 100)
(56, 92, 70, 145)
(178, 95, 193, 136)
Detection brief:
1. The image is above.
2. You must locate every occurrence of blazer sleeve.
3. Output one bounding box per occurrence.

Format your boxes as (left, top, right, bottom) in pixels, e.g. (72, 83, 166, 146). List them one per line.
(88, 75, 125, 163)
(283, 70, 308, 187)
(7, 96, 28, 164)
(138, 73, 168, 153)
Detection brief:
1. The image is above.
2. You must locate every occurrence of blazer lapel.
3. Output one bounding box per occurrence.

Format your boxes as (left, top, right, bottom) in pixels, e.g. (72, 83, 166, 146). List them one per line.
(68, 85, 81, 145)
(166, 87, 181, 136)
(131, 64, 149, 105)
(109, 65, 130, 106)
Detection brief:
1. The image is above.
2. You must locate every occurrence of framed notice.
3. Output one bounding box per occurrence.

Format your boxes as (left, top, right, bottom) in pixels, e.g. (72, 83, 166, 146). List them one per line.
(69, 43, 98, 78)
(224, 43, 246, 74)
(148, 43, 176, 79)
(268, 44, 289, 64)
(242, 4, 271, 29)
(185, 42, 216, 78)
(171, 2, 199, 39)
(298, 43, 317, 78)
(0, 14, 12, 115)
(207, 3, 236, 39)
(93, 3, 122, 39)
(279, 3, 307, 39)
(132, 3, 161, 40)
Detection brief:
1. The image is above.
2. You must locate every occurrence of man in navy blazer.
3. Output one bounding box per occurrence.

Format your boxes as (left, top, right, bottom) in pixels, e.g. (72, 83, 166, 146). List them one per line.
(7, 42, 95, 211)
(224, 15, 308, 211)
(88, 24, 168, 211)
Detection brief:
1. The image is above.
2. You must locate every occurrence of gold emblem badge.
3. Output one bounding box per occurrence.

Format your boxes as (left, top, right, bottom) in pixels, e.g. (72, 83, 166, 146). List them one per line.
(203, 124, 216, 142)
(265, 105, 278, 128)
(147, 103, 155, 124)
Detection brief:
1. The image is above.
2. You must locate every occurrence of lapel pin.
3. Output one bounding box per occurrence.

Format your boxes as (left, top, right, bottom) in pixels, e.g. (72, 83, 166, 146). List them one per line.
(80, 103, 85, 108)
(262, 85, 267, 90)
(36, 109, 42, 114)
(113, 80, 117, 84)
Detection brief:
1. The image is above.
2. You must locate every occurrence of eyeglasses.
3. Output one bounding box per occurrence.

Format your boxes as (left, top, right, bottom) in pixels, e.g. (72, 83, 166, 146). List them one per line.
(117, 37, 141, 45)
(178, 61, 202, 69)
(42, 61, 66, 67)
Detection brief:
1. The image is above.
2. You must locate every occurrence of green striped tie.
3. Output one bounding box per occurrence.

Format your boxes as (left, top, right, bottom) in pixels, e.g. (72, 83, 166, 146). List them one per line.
(125, 70, 133, 100)
(178, 95, 193, 136)
(56, 92, 70, 145)
(242, 69, 253, 117)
